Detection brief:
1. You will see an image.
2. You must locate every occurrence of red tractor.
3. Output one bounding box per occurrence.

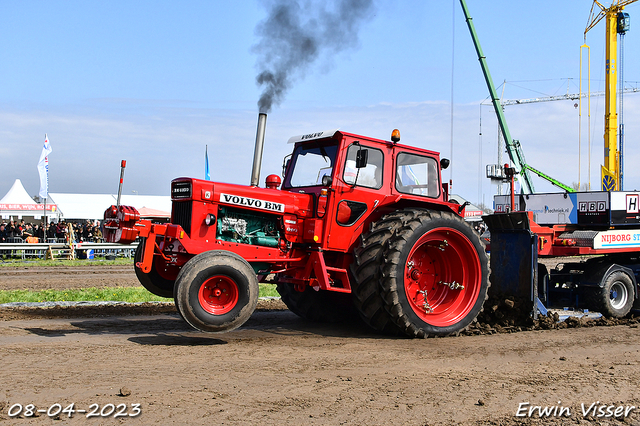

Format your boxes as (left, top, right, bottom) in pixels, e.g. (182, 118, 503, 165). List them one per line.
(103, 114, 489, 337)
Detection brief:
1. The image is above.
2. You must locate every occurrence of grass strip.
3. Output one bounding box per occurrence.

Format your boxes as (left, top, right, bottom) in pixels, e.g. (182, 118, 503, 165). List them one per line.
(0, 284, 280, 304)
(0, 258, 131, 268)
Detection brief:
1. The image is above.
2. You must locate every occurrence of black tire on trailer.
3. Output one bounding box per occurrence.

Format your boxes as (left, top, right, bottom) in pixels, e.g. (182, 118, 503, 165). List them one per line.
(276, 283, 355, 323)
(351, 211, 410, 335)
(537, 263, 549, 302)
(134, 239, 174, 298)
(173, 250, 259, 333)
(380, 209, 490, 338)
(589, 270, 634, 318)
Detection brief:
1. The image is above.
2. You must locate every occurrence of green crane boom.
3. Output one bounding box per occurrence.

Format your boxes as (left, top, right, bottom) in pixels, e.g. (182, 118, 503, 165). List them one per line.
(523, 164, 575, 193)
(459, 0, 575, 194)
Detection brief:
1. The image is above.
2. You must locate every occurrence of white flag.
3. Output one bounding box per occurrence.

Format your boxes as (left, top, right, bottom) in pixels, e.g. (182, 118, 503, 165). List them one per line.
(37, 134, 52, 199)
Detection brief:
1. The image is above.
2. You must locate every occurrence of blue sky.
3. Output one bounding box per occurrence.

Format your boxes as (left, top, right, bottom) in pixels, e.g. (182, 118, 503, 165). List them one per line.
(1, 0, 639, 208)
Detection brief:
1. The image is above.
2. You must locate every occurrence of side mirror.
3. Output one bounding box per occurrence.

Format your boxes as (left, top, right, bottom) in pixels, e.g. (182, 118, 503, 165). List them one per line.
(355, 149, 368, 169)
(282, 154, 292, 178)
(440, 158, 450, 170)
(321, 175, 333, 187)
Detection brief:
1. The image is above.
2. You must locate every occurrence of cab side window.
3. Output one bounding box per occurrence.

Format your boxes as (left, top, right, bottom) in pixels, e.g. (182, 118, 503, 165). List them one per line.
(395, 153, 440, 198)
(343, 145, 384, 189)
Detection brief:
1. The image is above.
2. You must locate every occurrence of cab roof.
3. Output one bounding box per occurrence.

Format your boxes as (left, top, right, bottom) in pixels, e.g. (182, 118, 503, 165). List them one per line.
(287, 129, 441, 158)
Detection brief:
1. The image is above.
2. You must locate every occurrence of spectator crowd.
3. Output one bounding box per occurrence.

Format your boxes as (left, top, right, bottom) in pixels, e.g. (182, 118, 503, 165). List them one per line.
(0, 219, 103, 244)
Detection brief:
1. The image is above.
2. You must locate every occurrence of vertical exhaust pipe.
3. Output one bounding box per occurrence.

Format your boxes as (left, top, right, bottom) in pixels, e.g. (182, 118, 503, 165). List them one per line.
(250, 112, 267, 187)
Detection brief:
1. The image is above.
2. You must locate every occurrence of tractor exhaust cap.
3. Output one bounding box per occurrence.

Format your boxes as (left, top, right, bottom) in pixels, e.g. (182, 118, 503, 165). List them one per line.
(250, 113, 267, 187)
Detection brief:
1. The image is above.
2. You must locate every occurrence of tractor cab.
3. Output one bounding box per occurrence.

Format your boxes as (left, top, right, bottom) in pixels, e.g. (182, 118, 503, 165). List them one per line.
(282, 129, 388, 194)
(278, 129, 452, 252)
(283, 129, 447, 200)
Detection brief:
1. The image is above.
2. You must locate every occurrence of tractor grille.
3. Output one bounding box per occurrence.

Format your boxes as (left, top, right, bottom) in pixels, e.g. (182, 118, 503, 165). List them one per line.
(172, 201, 192, 236)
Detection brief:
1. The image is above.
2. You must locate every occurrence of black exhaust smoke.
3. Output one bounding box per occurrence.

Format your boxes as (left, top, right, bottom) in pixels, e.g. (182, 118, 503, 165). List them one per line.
(253, 0, 375, 114)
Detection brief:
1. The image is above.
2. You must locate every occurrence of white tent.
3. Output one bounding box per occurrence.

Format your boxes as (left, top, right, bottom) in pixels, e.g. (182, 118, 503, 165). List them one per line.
(47, 193, 118, 221)
(0, 179, 37, 204)
(0, 179, 59, 221)
(0, 180, 171, 222)
(48, 193, 171, 221)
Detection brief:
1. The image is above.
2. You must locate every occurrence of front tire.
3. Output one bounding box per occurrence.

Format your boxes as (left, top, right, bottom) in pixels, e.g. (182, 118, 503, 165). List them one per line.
(174, 251, 259, 333)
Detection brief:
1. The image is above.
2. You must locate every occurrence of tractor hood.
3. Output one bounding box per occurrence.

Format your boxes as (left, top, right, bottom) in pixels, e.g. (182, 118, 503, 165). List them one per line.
(172, 177, 315, 218)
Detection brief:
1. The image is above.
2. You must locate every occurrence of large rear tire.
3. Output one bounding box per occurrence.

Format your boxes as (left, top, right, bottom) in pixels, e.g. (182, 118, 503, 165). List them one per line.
(173, 251, 258, 333)
(352, 209, 489, 338)
(351, 211, 410, 334)
(134, 240, 174, 298)
(276, 283, 355, 323)
(383, 210, 489, 337)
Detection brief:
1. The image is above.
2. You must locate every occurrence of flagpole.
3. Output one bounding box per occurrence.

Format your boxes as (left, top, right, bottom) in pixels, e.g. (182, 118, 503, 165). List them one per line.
(205, 145, 210, 180)
(38, 133, 52, 237)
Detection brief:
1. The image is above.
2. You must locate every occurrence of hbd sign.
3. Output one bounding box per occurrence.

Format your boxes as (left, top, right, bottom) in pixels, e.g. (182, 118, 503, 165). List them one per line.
(627, 194, 639, 214)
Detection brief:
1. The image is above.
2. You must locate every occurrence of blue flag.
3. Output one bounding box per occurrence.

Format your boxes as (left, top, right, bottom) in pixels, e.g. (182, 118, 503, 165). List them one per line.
(205, 145, 210, 180)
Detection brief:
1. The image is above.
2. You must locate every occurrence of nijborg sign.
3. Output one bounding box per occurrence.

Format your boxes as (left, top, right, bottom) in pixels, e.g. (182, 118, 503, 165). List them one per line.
(219, 193, 284, 213)
(594, 229, 640, 249)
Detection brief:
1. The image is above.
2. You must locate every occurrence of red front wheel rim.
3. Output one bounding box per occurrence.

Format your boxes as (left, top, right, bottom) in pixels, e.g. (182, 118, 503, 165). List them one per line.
(198, 275, 239, 315)
(404, 227, 481, 327)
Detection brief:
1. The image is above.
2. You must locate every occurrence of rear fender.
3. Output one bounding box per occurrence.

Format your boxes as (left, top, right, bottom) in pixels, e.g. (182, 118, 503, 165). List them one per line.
(581, 263, 637, 299)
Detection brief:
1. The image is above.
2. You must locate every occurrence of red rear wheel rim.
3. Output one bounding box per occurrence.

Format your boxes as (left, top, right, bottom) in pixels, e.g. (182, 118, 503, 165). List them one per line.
(404, 227, 481, 327)
(198, 275, 239, 315)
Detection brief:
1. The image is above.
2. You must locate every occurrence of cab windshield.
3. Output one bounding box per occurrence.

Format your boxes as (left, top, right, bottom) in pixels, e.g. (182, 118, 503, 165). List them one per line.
(283, 141, 339, 188)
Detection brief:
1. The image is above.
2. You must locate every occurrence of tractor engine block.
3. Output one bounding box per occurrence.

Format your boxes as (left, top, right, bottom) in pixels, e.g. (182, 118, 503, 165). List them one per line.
(216, 207, 280, 248)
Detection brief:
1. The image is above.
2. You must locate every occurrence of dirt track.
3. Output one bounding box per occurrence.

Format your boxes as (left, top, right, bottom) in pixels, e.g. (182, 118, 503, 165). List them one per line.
(0, 265, 140, 291)
(1, 265, 640, 425)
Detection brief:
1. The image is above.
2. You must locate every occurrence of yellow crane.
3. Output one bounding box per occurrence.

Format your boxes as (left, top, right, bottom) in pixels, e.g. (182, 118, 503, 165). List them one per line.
(585, 0, 637, 191)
